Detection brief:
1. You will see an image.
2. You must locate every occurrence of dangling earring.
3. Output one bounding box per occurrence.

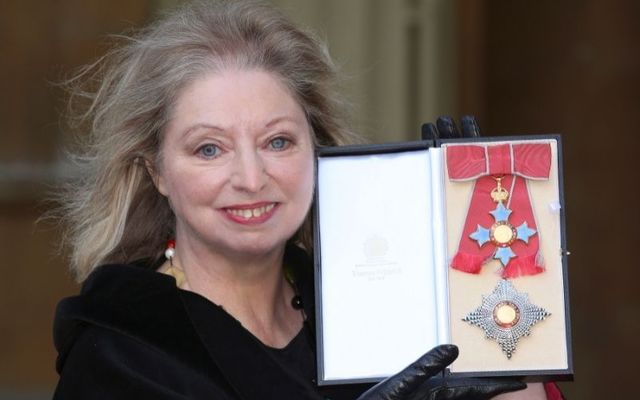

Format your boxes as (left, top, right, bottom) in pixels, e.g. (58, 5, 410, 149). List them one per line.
(163, 239, 186, 288)
(165, 239, 176, 266)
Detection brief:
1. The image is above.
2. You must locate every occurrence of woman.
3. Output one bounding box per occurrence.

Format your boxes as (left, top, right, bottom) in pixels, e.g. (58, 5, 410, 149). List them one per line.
(53, 1, 555, 399)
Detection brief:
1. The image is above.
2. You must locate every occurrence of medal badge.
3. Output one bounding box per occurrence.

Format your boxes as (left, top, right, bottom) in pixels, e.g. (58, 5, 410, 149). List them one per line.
(468, 176, 538, 267)
(463, 279, 551, 358)
(446, 143, 552, 278)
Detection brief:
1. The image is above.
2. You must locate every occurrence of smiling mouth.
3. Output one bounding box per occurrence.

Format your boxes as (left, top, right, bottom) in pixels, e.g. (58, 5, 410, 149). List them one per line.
(224, 203, 276, 220)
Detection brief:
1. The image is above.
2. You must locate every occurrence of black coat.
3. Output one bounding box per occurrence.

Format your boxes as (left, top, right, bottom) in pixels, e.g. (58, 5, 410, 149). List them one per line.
(53, 247, 372, 399)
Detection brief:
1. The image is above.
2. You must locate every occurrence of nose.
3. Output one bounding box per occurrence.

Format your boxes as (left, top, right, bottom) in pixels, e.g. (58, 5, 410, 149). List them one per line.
(230, 148, 268, 193)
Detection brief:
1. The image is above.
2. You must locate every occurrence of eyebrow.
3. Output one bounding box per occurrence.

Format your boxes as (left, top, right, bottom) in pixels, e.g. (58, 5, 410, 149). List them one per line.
(265, 115, 302, 128)
(181, 123, 224, 139)
(181, 115, 303, 138)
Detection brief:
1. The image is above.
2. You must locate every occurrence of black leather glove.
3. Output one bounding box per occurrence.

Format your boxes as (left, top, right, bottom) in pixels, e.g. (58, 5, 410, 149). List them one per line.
(422, 116, 481, 140)
(356, 345, 526, 400)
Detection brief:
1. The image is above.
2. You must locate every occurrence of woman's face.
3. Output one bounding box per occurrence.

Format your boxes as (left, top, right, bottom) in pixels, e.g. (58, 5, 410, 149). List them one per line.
(155, 68, 315, 259)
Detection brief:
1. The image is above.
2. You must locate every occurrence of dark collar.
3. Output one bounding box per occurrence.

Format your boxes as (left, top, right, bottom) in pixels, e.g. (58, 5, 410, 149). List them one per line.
(53, 264, 213, 374)
(54, 246, 321, 400)
(178, 245, 321, 400)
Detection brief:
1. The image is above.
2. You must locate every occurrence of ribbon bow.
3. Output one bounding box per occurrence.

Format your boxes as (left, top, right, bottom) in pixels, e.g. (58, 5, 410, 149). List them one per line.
(446, 143, 551, 278)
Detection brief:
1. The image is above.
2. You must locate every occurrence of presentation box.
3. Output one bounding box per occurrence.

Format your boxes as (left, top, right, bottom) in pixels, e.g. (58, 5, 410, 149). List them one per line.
(313, 136, 572, 385)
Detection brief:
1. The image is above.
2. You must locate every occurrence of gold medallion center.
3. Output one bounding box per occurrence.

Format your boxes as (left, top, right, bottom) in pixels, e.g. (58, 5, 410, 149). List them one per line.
(493, 225, 514, 244)
(490, 222, 517, 247)
(493, 301, 520, 328)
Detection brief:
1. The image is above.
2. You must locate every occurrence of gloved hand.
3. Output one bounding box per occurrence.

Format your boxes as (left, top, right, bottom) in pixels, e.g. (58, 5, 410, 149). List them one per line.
(356, 345, 526, 400)
(421, 116, 481, 140)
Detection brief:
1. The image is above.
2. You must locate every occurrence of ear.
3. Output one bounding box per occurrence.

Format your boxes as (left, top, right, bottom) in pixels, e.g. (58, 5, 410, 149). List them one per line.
(144, 158, 169, 197)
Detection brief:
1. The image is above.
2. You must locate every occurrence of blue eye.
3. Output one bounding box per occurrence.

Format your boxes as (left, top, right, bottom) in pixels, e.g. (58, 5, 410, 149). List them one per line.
(198, 144, 219, 158)
(269, 137, 290, 151)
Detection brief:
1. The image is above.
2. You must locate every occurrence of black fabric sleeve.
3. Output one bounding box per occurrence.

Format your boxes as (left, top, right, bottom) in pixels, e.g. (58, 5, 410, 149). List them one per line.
(53, 326, 235, 400)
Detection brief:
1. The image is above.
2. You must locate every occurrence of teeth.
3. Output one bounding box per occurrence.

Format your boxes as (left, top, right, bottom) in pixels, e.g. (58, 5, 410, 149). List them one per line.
(227, 204, 275, 219)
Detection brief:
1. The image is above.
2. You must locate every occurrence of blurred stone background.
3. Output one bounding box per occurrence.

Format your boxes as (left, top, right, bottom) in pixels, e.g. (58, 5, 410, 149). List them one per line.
(1, 0, 638, 398)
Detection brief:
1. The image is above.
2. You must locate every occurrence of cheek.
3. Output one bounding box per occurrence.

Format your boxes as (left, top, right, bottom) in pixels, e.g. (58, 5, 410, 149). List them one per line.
(290, 155, 315, 204)
(161, 163, 225, 210)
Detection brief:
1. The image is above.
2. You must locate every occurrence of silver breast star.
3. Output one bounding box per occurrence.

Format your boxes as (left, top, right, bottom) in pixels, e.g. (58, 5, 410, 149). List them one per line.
(462, 279, 551, 358)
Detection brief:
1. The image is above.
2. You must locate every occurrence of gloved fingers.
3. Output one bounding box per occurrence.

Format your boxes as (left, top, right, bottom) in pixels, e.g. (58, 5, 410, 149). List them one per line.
(431, 377, 527, 400)
(460, 115, 481, 138)
(436, 116, 460, 139)
(389, 345, 459, 398)
(421, 122, 439, 141)
(422, 115, 481, 140)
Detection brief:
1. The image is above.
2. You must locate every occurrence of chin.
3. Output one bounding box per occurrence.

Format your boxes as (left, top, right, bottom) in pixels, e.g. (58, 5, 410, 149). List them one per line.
(220, 236, 290, 259)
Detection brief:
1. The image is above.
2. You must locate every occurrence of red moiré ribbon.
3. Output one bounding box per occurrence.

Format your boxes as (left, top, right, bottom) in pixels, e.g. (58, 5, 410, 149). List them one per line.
(446, 143, 552, 278)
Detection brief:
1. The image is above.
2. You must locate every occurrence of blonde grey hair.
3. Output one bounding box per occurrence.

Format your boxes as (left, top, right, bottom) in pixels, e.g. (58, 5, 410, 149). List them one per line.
(57, 0, 359, 281)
